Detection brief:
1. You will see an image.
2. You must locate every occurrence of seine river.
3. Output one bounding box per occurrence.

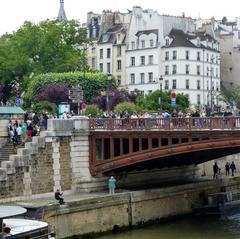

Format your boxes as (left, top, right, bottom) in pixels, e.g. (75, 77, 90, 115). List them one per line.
(98, 214, 240, 239)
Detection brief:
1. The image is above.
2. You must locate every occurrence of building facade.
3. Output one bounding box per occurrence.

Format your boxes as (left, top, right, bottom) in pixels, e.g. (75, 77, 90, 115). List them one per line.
(161, 29, 221, 107)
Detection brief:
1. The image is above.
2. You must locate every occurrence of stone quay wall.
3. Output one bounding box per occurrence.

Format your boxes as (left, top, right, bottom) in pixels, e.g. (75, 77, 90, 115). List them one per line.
(0, 117, 106, 202)
(43, 179, 238, 239)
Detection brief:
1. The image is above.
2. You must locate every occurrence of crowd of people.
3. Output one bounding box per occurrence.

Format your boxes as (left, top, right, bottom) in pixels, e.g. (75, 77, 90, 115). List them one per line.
(7, 112, 50, 148)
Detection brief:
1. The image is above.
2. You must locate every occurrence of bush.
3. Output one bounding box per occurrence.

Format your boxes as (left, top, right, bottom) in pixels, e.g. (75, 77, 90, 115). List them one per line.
(85, 105, 103, 117)
(114, 102, 138, 115)
(25, 71, 116, 106)
(32, 101, 56, 114)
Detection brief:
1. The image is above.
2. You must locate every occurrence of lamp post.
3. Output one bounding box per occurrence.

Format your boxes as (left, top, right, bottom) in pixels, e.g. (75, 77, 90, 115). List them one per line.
(106, 73, 112, 113)
(210, 56, 221, 115)
(159, 75, 163, 111)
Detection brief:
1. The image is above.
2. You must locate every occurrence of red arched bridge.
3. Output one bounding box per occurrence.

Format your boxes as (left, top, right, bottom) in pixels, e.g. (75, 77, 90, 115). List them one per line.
(88, 117, 240, 175)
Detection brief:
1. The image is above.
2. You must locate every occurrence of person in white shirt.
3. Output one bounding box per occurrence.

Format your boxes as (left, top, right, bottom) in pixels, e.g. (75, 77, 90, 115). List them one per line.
(16, 125, 22, 143)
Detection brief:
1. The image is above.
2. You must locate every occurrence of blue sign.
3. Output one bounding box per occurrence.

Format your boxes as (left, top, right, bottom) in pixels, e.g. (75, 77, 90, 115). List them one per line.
(171, 98, 176, 106)
(15, 98, 21, 106)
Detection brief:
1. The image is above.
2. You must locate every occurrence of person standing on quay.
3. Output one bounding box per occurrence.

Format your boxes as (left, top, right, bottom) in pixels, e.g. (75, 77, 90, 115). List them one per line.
(230, 161, 236, 176)
(108, 176, 116, 195)
(225, 162, 230, 176)
(213, 162, 219, 179)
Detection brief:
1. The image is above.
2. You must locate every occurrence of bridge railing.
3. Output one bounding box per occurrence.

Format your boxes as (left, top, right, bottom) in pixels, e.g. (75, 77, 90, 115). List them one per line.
(89, 117, 240, 130)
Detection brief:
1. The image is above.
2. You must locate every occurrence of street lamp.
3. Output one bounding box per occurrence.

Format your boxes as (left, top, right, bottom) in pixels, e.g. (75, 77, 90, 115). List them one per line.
(210, 56, 221, 115)
(159, 75, 163, 111)
(106, 73, 112, 113)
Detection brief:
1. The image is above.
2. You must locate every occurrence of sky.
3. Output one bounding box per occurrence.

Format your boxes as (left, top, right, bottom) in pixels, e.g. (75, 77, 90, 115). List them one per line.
(0, 0, 240, 35)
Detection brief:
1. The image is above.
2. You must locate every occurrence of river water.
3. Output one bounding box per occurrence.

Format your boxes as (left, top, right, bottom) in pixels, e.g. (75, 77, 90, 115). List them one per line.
(98, 214, 240, 239)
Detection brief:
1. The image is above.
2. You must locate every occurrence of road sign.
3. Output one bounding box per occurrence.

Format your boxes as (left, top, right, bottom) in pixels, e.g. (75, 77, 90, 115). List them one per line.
(171, 92, 176, 99)
(171, 98, 176, 106)
(15, 98, 21, 106)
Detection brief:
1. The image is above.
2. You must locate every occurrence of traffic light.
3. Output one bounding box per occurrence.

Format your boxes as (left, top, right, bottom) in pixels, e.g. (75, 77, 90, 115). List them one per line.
(15, 83, 21, 98)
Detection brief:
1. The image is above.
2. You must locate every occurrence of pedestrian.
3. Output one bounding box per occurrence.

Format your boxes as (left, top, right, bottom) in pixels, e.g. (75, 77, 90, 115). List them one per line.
(230, 161, 236, 176)
(213, 162, 219, 179)
(225, 162, 230, 176)
(108, 176, 116, 195)
(54, 189, 64, 205)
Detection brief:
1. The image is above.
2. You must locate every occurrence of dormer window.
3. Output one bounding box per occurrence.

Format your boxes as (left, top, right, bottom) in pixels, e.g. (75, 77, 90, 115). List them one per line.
(141, 40, 145, 48)
(117, 34, 121, 42)
(166, 38, 169, 46)
(150, 39, 154, 47)
(197, 37, 200, 47)
(131, 41, 135, 50)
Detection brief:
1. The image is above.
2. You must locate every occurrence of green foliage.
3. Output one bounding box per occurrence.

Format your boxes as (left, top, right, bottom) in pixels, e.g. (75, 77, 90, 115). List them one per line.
(25, 71, 115, 106)
(31, 101, 56, 114)
(0, 19, 89, 94)
(85, 105, 103, 117)
(138, 90, 189, 112)
(220, 87, 240, 107)
(114, 102, 138, 115)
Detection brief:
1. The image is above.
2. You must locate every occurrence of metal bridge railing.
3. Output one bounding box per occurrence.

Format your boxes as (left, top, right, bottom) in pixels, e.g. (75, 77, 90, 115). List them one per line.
(89, 117, 240, 130)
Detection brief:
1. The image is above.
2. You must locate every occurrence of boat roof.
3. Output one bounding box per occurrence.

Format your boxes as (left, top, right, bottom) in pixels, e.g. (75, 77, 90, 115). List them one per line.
(3, 218, 48, 235)
(0, 206, 27, 219)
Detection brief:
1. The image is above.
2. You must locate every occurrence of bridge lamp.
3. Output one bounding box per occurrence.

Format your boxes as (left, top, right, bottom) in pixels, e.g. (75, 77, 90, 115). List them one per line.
(159, 75, 163, 111)
(107, 73, 112, 113)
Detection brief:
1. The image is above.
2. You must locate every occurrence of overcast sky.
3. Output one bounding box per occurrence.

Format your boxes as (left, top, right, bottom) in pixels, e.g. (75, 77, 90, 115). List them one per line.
(0, 0, 239, 35)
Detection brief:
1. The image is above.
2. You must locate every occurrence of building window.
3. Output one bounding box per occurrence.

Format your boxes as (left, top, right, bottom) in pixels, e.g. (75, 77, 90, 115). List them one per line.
(107, 48, 111, 58)
(148, 72, 153, 83)
(117, 75, 121, 85)
(207, 66, 209, 76)
(117, 60, 122, 71)
(172, 79, 177, 89)
(197, 65, 201, 75)
(197, 95, 201, 105)
(117, 46, 121, 56)
(107, 63, 111, 73)
(130, 57, 135, 66)
(150, 39, 154, 47)
(131, 41, 135, 50)
(186, 79, 189, 89)
(185, 51, 189, 60)
(173, 50, 177, 60)
(197, 52, 201, 61)
(165, 51, 169, 60)
(207, 80, 209, 90)
(216, 68, 218, 78)
(99, 63, 103, 72)
(185, 65, 189, 74)
(141, 40, 145, 48)
(91, 47, 96, 54)
(197, 80, 201, 90)
(206, 53, 209, 62)
(172, 65, 177, 74)
(91, 58, 96, 69)
(165, 65, 169, 75)
(130, 74, 135, 84)
(140, 73, 145, 84)
(165, 80, 169, 90)
(100, 49, 103, 59)
(149, 55, 153, 65)
(140, 56, 145, 65)
(166, 39, 169, 46)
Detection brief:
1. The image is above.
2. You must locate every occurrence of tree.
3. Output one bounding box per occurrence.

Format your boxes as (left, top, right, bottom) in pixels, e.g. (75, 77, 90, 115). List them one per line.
(32, 101, 56, 114)
(138, 90, 189, 112)
(85, 105, 103, 117)
(91, 89, 136, 111)
(115, 102, 138, 115)
(37, 84, 70, 105)
(220, 87, 240, 108)
(0, 19, 89, 101)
